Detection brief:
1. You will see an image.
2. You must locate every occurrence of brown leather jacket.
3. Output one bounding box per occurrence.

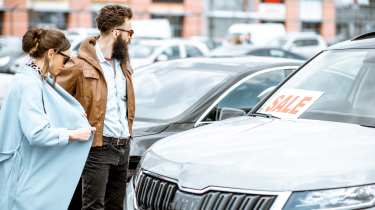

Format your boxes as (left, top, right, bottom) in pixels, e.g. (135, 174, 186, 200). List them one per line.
(56, 36, 135, 147)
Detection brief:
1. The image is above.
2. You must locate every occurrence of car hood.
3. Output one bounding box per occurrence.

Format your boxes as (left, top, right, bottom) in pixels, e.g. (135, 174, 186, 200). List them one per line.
(130, 58, 153, 69)
(141, 116, 375, 192)
(133, 120, 169, 137)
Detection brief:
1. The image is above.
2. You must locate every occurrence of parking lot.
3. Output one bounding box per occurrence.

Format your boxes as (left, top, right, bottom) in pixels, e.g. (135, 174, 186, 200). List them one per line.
(1, 1, 375, 210)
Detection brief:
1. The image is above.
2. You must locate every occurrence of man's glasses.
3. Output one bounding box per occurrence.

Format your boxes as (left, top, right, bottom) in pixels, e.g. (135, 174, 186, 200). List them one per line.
(115, 28, 134, 37)
(58, 52, 71, 64)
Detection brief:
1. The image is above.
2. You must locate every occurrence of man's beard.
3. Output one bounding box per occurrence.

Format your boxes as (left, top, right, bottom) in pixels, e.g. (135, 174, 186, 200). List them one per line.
(112, 36, 129, 65)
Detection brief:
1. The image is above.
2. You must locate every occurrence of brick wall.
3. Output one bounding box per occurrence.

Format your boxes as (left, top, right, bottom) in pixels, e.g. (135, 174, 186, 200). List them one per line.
(183, 0, 203, 37)
(68, 0, 93, 28)
(3, 0, 28, 36)
(285, 0, 300, 32)
(321, 0, 336, 40)
(129, 0, 152, 19)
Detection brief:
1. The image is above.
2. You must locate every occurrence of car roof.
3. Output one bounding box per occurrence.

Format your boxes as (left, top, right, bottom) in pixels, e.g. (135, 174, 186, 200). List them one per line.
(279, 32, 322, 39)
(141, 56, 302, 76)
(329, 37, 375, 50)
(209, 45, 303, 58)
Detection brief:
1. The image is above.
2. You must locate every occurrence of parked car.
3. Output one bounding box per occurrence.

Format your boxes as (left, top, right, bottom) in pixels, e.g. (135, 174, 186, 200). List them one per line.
(0, 37, 24, 73)
(269, 32, 327, 58)
(130, 39, 210, 68)
(228, 23, 286, 45)
(189, 36, 223, 50)
(132, 19, 172, 39)
(129, 56, 301, 176)
(209, 45, 306, 60)
(126, 32, 375, 210)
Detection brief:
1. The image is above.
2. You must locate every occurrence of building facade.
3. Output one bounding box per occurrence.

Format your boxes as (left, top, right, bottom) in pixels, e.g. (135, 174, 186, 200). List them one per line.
(206, 0, 336, 41)
(2, 0, 336, 40)
(336, 0, 375, 41)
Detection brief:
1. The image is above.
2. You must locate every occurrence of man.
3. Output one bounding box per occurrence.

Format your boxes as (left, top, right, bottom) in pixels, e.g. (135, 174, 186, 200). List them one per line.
(57, 5, 135, 210)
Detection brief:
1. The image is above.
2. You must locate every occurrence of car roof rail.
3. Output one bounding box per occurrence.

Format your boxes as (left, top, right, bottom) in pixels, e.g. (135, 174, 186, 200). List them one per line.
(352, 32, 375, 41)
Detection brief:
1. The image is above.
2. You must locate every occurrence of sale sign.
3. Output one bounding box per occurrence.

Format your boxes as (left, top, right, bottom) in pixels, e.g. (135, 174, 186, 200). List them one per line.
(260, 89, 324, 118)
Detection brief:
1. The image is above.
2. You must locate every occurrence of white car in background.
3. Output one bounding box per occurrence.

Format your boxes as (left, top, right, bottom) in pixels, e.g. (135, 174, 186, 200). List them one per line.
(228, 23, 286, 46)
(269, 32, 327, 58)
(130, 39, 210, 69)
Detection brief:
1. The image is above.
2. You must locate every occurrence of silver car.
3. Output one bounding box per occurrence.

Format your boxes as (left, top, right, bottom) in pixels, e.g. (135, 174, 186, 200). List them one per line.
(126, 32, 375, 210)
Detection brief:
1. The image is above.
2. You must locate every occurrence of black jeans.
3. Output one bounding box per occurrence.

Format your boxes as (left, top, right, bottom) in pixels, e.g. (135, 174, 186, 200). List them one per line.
(81, 143, 130, 210)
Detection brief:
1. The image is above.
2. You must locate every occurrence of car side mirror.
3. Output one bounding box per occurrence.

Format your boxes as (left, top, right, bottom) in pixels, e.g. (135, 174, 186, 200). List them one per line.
(156, 54, 168, 62)
(217, 107, 247, 121)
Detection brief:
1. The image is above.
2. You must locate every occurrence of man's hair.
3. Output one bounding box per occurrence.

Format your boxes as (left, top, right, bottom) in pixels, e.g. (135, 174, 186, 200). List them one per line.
(96, 5, 133, 34)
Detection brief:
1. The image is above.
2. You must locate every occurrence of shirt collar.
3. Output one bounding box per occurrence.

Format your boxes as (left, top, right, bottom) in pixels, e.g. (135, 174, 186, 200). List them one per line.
(95, 42, 107, 63)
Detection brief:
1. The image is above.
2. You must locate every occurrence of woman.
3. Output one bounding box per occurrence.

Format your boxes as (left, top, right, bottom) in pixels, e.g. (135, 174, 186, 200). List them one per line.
(0, 28, 95, 210)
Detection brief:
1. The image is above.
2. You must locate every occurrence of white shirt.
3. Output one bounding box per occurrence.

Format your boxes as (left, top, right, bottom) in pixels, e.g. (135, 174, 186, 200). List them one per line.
(95, 43, 130, 138)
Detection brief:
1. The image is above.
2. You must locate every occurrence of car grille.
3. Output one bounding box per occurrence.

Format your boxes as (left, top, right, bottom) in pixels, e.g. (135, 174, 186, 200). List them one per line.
(135, 172, 277, 210)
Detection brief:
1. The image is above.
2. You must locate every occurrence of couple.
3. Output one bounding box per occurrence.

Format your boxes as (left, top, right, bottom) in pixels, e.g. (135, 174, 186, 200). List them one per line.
(0, 5, 135, 210)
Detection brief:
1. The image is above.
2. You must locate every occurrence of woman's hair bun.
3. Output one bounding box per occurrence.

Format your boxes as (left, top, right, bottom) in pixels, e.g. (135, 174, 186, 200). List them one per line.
(22, 28, 45, 56)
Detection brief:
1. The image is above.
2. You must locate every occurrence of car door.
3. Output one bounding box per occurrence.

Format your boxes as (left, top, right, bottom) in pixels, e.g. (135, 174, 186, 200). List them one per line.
(196, 67, 297, 126)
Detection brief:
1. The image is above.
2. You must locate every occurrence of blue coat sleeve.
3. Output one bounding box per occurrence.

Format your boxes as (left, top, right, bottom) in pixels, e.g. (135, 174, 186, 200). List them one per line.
(18, 81, 70, 146)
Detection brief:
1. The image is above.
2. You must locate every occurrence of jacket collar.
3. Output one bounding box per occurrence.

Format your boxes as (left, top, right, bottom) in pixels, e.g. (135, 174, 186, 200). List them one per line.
(78, 36, 133, 75)
(78, 36, 102, 72)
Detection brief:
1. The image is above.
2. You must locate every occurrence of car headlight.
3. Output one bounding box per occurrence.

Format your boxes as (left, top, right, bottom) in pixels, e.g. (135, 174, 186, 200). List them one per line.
(0, 56, 10, 67)
(284, 185, 375, 210)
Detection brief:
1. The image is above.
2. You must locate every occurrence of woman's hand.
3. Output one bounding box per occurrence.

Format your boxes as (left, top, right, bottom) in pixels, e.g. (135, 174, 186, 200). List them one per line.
(69, 127, 96, 142)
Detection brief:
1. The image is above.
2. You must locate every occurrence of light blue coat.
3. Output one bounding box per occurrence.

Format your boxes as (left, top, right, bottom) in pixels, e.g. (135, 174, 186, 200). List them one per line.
(0, 64, 92, 210)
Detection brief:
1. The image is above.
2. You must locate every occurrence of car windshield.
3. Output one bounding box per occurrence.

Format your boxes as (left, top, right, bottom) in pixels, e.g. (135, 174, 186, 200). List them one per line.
(130, 44, 157, 59)
(257, 49, 375, 126)
(134, 63, 229, 121)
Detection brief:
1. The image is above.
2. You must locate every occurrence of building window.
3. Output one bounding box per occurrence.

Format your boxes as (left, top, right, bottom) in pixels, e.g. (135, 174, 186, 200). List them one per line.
(152, 0, 184, 3)
(210, 0, 244, 11)
(151, 14, 183, 37)
(301, 22, 322, 34)
(29, 11, 68, 29)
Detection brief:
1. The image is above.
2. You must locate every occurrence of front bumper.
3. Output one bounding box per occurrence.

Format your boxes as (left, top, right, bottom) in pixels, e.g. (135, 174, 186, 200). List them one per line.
(127, 170, 292, 210)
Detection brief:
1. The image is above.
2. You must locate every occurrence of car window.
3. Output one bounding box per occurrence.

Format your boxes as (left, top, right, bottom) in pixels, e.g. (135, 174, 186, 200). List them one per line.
(218, 70, 285, 109)
(186, 45, 203, 57)
(293, 39, 319, 47)
(203, 70, 286, 122)
(250, 49, 269, 57)
(135, 65, 229, 121)
(269, 49, 286, 58)
(257, 50, 375, 126)
(161, 45, 180, 60)
(130, 44, 157, 59)
(283, 51, 304, 60)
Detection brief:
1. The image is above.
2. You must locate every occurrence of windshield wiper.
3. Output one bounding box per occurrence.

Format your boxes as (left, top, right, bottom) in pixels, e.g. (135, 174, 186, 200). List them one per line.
(360, 124, 375, 128)
(248, 112, 280, 119)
